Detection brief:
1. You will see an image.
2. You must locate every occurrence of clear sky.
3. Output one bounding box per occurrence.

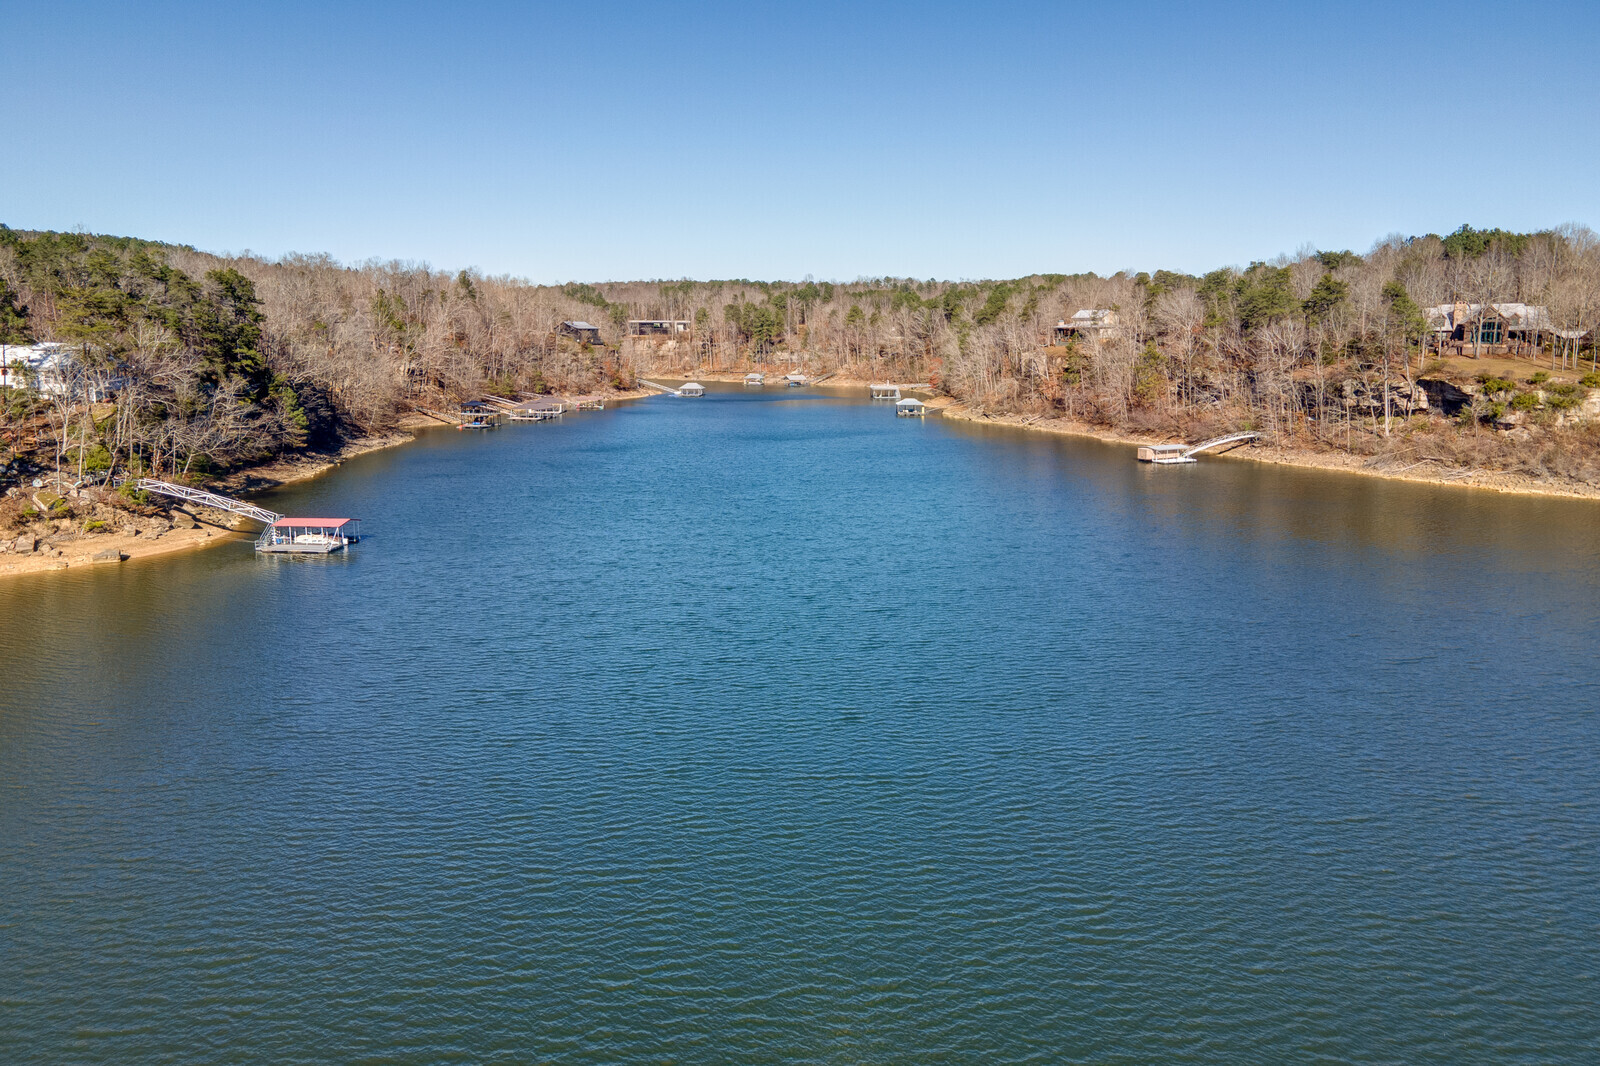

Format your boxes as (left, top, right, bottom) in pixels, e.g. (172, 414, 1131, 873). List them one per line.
(6, 0, 1598, 282)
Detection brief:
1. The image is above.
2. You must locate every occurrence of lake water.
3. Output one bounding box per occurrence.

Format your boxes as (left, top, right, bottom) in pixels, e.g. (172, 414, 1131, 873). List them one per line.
(3, 386, 1598, 1064)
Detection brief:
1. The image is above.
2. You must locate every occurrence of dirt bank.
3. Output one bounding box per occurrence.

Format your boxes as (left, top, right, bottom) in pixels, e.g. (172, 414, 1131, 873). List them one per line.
(939, 404, 1600, 501)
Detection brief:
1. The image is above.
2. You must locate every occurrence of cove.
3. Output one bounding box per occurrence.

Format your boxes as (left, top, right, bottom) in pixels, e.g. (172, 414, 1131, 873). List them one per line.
(3, 385, 1598, 1063)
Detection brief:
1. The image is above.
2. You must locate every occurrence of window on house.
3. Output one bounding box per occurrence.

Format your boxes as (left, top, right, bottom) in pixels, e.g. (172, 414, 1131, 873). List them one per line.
(1476, 320, 1503, 344)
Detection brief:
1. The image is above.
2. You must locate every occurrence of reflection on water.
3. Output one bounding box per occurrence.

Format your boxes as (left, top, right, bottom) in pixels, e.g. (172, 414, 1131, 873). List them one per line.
(3, 386, 1598, 1063)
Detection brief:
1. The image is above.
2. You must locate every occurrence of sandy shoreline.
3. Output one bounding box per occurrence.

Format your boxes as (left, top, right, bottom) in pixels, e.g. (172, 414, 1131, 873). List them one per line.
(937, 403, 1600, 502)
(644, 371, 1600, 500)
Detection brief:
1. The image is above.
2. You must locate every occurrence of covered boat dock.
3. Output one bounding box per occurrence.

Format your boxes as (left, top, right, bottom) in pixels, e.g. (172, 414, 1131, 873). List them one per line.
(508, 398, 565, 421)
(257, 518, 361, 554)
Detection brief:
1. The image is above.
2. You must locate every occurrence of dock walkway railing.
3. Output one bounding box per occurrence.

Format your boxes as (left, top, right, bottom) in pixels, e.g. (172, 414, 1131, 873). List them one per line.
(128, 478, 282, 525)
(1183, 431, 1260, 458)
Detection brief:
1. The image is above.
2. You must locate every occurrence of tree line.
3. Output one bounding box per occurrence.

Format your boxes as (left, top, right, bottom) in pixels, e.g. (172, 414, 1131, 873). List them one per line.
(3, 222, 1599, 486)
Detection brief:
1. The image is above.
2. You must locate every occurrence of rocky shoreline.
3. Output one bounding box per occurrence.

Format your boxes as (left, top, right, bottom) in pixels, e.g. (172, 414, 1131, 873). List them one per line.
(0, 431, 420, 581)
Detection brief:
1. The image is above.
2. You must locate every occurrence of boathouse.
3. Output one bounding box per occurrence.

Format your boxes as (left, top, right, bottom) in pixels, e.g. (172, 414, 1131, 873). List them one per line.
(680, 382, 706, 397)
(568, 394, 606, 410)
(508, 398, 564, 421)
(869, 383, 901, 400)
(744, 373, 765, 386)
(558, 321, 603, 345)
(257, 518, 360, 554)
(457, 400, 502, 428)
(895, 397, 926, 417)
(1137, 443, 1192, 464)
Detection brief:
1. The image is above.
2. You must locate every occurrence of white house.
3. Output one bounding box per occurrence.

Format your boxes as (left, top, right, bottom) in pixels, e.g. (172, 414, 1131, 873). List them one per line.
(0, 342, 125, 401)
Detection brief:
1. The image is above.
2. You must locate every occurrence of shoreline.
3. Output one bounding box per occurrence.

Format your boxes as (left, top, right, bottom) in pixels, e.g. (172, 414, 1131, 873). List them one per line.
(938, 403, 1600, 502)
(8, 385, 1595, 583)
(0, 432, 419, 581)
(0, 390, 659, 582)
(645, 370, 1600, 500)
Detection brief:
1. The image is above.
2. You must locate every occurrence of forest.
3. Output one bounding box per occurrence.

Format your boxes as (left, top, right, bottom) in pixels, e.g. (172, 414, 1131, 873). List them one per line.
(3, 222, 1600, 488)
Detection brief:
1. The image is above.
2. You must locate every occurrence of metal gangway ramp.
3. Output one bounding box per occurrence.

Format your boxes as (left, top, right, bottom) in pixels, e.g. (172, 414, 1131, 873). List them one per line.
(1183, 431, 1260, 458)
(131, 478, 282, 525)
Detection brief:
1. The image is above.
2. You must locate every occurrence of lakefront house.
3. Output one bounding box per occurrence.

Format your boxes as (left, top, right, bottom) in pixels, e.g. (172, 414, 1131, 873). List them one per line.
(1051, 309, 1119, 344)
(1423, 302, 1557, 356)
(0, 342, 125, 401)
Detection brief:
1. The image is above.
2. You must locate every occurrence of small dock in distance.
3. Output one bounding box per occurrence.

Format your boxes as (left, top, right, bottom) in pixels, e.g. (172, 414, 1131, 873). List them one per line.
(506, 398, 565, 422)
(457, 401, 503, 429)
(1137, 432, 1260, 463)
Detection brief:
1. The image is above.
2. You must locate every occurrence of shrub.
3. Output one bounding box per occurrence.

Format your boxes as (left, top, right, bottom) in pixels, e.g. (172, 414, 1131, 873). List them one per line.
(1530, 371, 1550, 384)
(82, 519, 107, 532)
(1510, 391, 1540, 412)
(1477, 375, 1517, 396)
(81, 444, 112, 474)
(1582, 372, 1600, 388)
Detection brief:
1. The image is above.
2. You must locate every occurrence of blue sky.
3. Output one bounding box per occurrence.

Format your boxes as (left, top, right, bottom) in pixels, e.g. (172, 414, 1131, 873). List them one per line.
(6, 1, 1598, 281)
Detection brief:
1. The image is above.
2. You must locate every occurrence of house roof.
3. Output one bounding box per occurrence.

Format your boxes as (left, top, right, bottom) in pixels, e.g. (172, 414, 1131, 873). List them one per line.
(273, 518, 355, 528)
(562, 321, 599, 330)
(1056, 310, 1116, 329)
(0, 342, 72, 369)
(896, 397, 924, 406)
(1424, 302, 1553, 331)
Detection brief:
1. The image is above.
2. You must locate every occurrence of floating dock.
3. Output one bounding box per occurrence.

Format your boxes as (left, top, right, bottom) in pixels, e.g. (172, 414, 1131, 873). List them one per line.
(256, 518, 361, 554)
(126, 479, 361, 556)
(507, 399, 565, 422)
(457, 401, 503, 429)
(1137, 432, 1260, 463)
